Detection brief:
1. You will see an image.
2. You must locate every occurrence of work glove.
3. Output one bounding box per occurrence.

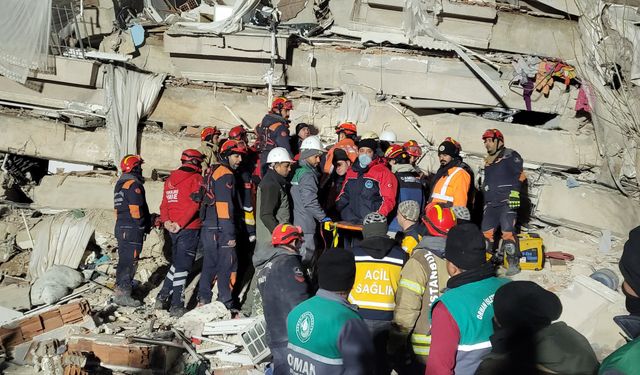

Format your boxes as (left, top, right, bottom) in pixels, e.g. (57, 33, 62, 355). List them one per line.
(508, 190, 520, 209)
(243, 210, 256, 226)
(320, 217, 332, 223)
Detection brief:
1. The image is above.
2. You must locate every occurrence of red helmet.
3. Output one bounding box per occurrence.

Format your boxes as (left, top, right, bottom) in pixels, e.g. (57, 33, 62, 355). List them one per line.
(181, 149, 204, 165)
(220, 139, 248, 157)
(423, 202, 456, 237)
(120, 154, 143, 173)
(272, 97, 293, 111)
(228, 125, 247, 141)
(482, 129, 504, 142)
(272, 223, 303, 246)
(201, 126, 221, 142)
(335, 122, 357, 136)
(384, 144, 406, 160)
(402, 140, 422, 158)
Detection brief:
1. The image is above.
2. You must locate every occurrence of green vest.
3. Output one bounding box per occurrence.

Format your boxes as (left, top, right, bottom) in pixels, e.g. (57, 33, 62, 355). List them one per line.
(291, 164, 313, 185)
(432, 277, 509, 375)
(287, 295, 360, 362)
(599, 337, 640, 375)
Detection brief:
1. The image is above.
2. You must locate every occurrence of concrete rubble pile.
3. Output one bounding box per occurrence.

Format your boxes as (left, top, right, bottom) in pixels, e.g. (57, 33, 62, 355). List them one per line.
(0, 0, 639, 373)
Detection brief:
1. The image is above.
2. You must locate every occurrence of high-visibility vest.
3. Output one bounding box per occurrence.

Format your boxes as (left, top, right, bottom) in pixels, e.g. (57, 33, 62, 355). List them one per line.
(430, 167, 469, 207)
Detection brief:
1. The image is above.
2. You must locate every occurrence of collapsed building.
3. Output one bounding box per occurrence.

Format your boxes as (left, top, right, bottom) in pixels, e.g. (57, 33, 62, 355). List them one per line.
(0, 0, 639, 373)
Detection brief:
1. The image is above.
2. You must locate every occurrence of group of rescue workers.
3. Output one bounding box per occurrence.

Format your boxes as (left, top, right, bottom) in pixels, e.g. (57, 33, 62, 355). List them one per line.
(112, 97, 639, 375)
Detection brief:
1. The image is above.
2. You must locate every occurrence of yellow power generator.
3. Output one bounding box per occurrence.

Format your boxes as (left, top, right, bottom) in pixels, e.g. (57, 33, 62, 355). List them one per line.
(488, 232, 545, 271)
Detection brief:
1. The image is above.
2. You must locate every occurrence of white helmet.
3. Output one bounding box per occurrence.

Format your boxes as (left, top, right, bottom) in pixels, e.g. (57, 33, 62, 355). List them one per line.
(267, 147, 294, 164)
(300, 136, 324, 152)
(360, 130, 379, 140)
(380, 130, 397, 142)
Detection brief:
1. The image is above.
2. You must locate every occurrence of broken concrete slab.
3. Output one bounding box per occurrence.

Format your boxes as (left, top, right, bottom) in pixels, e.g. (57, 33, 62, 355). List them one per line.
(66, 334, 168, 371)
(31, 175, 164, 211)
(533, 176, 640, 237)
(0, 306, 23, 326)
(0, 283, 31, 311)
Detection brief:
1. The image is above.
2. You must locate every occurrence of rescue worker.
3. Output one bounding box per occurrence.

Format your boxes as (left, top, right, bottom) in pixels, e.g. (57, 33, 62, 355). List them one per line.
(480, 128, 526, 276)
(429, 138, 471, 208)
(379, 129, 397, 155)
(427, 223, 509, 375)
(336, 138, 398, 226)
(599, 226, 640, 374)
(113, 155, 151, 307)
(395, 200, 422, 255)
(257, 97, 293, 177)
(286, 249, 375, 375)
(402, 140, 422, 167)
(198, 126, 222, 172)
(157, 149, 204, 317)
(290, 136, 330, 266)
(385, 145, 425, 234)
(388, 203, 457, 372)
(196, 140, 246, 310)
(476, 281, 598, 375)
(290, 122, 310, 156)
(246, 147, 294, 316)
(320, 148, 352, 219)
(257, 224, 311, 374)
(228, 125, 257, 241)
(348, 212, 407, 375)
(323, 122, 359, 174)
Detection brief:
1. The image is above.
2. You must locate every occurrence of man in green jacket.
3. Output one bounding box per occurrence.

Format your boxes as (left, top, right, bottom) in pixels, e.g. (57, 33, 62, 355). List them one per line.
(286, 249, 374, 375)
(600, 225, 640, 374)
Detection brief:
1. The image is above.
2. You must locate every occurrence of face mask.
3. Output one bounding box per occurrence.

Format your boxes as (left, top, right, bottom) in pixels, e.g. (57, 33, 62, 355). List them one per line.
(623, 287, 640, 316)
(358, 154, 372, 168)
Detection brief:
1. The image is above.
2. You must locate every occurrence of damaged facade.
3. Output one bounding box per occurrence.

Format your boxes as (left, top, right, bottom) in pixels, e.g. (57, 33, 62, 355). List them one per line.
(1, 0, 640, 373)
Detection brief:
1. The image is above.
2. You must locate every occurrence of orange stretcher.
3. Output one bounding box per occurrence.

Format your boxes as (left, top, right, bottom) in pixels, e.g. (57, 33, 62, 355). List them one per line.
(322, 221, 363, 248)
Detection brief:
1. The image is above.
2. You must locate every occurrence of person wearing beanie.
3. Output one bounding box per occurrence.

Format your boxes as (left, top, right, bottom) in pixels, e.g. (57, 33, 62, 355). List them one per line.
(429, 138, 472, 209)
(427, 223, 509, 375)
(600, 225, 640, 374)
(291, 136, 330, 267)
(348, 212, 407, 375)
(385, 145, 426, 235)
(336, 138, 398, 241)
(388, 203, 456, 371)
(396, 200, 423, 255)
(477, 281, 599, 375)
(286, 249, 374, 375)
(290, 123, 311, 156)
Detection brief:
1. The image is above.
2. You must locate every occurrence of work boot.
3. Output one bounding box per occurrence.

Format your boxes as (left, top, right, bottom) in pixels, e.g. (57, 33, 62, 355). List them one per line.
(502, 241, 521, 276)
(154, 296, 170, 311)
(505, 256, 521, 276)
(113, 291, 142, 308)
(169, 305, 188, 318)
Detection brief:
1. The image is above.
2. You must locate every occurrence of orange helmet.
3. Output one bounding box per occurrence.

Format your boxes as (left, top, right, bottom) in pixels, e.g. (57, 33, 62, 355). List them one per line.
(335, 122, 357, 136)
(272, 224, 303, 246)
(120, 154, 143, 173)
(201, 126, 221, 142)
(384, 144, 407, 160)
(403, 140, 422, 158)
(220, 139, 248, 157)
(228, 125, 247, 141)
(272, 97, 293, 111)
(423, 202, 456, 237)
(181, 149, 204, 165)
(482, 129, 504, 142)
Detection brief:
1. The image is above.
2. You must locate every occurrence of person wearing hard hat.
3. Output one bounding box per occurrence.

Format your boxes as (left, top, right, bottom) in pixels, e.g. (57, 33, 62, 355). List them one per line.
(291, 136, 331, 267)
(388, 203, 456, 372)
(228, 125, 258, 242)
(198, 126, 222, 173)
(246, 147, 294, 316)
(384, 145, 425, 235)
(257, 223, 311, 374)
(480, 129, 526, 276)
(256, 97, 294, 177)
(379, 129, 397, 155)
(323, 122, 359, 174)
(113, 155, 152, 307)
